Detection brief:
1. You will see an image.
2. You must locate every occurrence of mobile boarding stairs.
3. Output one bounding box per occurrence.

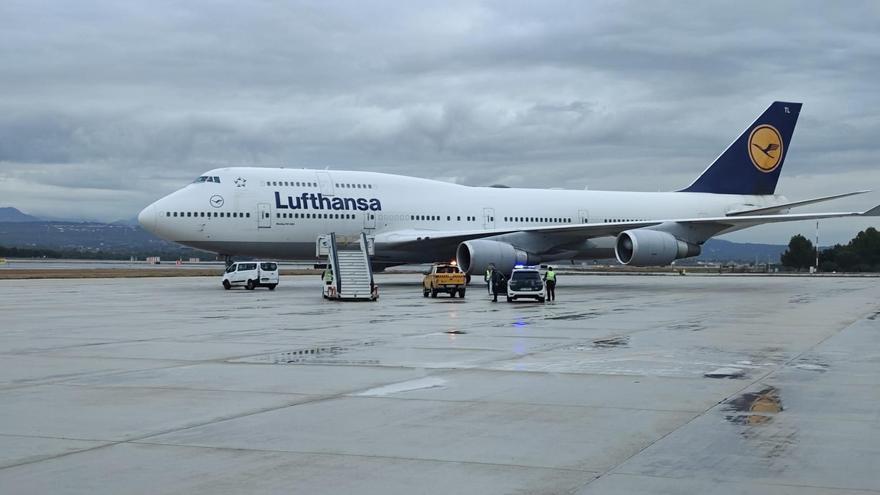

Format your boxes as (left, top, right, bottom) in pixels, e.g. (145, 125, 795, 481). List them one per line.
(316, 232, 378, 301)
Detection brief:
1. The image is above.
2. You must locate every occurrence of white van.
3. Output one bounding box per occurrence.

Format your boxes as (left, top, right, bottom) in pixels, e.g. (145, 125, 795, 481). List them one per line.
(506, 266, 546, 303)
(222, 261, 279, 290)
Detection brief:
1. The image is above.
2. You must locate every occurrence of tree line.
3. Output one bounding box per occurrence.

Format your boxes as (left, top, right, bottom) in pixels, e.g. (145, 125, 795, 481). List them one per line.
(781, 227, 880, 272)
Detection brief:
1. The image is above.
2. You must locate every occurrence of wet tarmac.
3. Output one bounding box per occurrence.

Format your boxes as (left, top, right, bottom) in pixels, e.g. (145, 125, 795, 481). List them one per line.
(1, 274, 879, 494)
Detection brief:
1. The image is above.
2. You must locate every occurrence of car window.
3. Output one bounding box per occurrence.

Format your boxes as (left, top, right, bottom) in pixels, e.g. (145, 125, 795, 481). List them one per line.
(239, 263, 257, 271)
(260, 262, 277, 271)
(511, 271, 541, 281)
(225, 265, 237, 273)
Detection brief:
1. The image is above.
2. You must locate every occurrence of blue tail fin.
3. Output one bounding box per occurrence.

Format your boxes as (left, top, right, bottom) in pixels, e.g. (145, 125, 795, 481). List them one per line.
(680, 101, 801, 195)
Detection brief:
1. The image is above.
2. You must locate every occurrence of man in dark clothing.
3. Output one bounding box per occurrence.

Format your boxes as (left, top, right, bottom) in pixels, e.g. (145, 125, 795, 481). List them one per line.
(491, 267, 506, 302)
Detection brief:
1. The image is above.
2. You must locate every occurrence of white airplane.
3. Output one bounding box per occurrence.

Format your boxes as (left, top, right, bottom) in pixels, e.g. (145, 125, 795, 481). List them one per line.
(138, 102, 878, 275)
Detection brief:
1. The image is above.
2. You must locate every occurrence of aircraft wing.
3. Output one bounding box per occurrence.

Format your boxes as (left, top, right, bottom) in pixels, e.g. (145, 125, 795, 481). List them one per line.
(375, 205, 880, 249)
(725, 190, 871, 216)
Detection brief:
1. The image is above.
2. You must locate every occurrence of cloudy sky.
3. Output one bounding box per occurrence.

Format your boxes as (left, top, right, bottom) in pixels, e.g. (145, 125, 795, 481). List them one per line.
(1, 0, 878, 243)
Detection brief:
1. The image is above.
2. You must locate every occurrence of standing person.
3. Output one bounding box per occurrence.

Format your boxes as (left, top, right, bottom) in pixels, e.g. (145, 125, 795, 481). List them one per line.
(320, 266, 333, 298)
(485, 264, 494, 294)
(543, 266, 557, 301)
(491, 267, 506, 302)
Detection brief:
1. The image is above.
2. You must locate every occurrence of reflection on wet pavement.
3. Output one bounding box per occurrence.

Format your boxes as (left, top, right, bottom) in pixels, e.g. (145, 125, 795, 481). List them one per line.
(724, 387, 783, 425)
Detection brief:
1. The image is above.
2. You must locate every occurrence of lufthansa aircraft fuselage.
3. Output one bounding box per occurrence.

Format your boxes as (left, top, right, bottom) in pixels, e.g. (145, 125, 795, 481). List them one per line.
(139, 169, 786, 262)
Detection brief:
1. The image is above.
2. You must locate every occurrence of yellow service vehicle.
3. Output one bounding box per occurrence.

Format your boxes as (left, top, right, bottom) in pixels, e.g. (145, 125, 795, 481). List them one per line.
(423, 262, 467, 298)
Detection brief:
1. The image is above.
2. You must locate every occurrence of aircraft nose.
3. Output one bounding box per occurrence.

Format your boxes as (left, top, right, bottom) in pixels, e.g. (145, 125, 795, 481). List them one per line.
(138, 203, 157, 233)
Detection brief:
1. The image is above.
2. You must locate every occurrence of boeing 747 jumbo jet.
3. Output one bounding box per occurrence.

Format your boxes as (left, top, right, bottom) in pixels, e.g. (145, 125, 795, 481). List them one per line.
(138, 102, 878, 275)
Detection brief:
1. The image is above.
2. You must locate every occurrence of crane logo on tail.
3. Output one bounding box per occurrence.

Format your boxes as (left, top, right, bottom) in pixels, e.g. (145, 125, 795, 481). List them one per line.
(748, 124, 783, 173)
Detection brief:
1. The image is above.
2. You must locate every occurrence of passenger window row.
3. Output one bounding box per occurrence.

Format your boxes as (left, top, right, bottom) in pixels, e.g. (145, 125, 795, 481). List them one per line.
(503, 216, 572, 223)
(166, 211, 250, 218)
(334, 183, 373, 189)
(264, 180, 375, 189)
(267, 181, 317, 187)
(408, 215, 478, 222)
(277, 213, 357, 220)
(603, 218, 645, 223)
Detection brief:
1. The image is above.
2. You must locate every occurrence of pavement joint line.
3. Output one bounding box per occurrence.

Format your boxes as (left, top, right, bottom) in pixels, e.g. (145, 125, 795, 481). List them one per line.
(0, 432, 115, 443)
(602, 471, 880, 494)
(570, 305, 880, 493)
(125, 440, 603, 475)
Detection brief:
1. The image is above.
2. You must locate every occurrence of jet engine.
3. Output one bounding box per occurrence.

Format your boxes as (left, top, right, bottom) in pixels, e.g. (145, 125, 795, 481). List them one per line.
(456, 240, 536, 275)
(615, 230, 701, 266)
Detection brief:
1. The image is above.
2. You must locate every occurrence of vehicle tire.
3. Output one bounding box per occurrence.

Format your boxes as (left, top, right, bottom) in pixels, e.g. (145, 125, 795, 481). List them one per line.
(268, 284, 277, 291)
(459, 289, 466, 298)
(431, 289, 437, 298)
(465, 274, 471, 284)
(222, 280, 231, 290)
(506, 296, 512, 302)
(423, 289, 429, 298)
(538, 297, 545, 303)
(246, 280, 255, 290)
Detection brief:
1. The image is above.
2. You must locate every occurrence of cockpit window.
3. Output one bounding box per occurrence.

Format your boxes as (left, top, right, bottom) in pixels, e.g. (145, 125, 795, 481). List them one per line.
(193, 176, 221, 183)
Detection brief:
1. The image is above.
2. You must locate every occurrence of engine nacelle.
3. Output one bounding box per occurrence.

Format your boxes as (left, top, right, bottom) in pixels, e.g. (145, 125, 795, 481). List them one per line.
(456, 240, 535, 275)
(615, 230, 701, 266)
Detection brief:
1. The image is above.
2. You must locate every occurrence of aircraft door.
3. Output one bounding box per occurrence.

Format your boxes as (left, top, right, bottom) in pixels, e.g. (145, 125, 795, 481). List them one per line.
(258, 203, 272, 228)
(578, 209, 590, 224)
(483, 208, 495, 230)
(363, 212, 376, 230)
(316, 172, 335, 196)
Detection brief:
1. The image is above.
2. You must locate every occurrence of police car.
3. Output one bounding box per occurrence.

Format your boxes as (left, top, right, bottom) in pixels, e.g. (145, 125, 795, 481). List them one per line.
(222, 261, 279, 290)
(506, 266, 546, 303)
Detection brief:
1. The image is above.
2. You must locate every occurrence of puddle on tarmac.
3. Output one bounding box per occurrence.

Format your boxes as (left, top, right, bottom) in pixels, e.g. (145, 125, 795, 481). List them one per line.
(704, 367, 746, 379)
(546, 312, 601, 321)
(252, 340, 384, 365)
(724, 387, 783, 425)
(592, 336, 630, 348)
(790, 357, 830, 372)
(788, 295, 814, 304)
(667, 322, 704, 332)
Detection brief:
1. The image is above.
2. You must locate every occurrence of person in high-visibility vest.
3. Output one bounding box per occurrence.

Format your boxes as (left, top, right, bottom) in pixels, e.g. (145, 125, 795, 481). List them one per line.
(543, 266, 557, 301)
(485, 264, 494, 295)
(321, 267, 334, 298)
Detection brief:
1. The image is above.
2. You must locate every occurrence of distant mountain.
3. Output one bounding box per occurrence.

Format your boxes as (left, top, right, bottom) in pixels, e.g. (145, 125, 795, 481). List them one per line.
(0, 220, 208, 259)
(0, 207, 41, 222)
(110, 216, 140, 226)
